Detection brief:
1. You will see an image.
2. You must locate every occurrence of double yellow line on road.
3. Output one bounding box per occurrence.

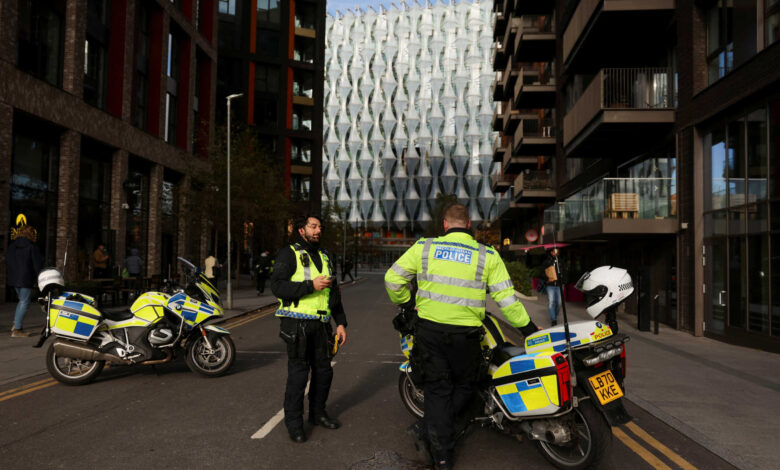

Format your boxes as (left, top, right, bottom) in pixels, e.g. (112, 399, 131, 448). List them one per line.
(614, 421, 697, 470)
(0, 306, 275, 404)
(0, 378, 57, 403)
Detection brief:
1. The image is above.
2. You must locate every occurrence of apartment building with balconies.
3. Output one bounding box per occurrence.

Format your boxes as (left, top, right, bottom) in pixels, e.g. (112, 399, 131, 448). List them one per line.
(492, 0, 780, 350)
(490, 0, 557, 250)
(217, 0, 325, 209)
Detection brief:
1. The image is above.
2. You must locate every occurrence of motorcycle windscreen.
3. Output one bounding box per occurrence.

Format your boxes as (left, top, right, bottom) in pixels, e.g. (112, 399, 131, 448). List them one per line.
(492, 353, 562, 417)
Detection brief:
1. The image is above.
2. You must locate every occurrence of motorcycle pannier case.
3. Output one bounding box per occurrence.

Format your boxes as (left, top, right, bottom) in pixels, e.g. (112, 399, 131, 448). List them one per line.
(49, 299, 102, 341)
(492, 353, 567, 417)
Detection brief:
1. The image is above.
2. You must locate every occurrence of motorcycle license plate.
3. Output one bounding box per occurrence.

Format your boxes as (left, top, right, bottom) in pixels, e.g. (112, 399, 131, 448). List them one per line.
(588, 370, 623, 405)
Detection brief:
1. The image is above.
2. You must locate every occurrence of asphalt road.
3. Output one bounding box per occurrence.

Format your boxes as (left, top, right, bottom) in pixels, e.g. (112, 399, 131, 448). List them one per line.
(0, 274, 737, 470)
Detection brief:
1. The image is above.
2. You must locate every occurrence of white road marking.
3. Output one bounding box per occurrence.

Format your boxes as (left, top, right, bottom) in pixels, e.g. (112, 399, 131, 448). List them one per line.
(251, 361, 337, 440)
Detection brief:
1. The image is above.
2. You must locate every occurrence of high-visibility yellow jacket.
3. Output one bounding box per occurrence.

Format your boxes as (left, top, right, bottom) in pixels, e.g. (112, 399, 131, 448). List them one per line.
(275, 244, 332, 322)
(384, 229, 532, 328)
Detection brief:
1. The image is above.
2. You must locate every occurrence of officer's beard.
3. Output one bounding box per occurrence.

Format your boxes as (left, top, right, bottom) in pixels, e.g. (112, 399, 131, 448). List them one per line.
(300, 232, 320, 248)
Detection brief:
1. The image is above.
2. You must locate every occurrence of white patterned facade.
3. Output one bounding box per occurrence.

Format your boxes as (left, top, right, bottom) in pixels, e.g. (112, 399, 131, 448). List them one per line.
(323, 0, 505, 230)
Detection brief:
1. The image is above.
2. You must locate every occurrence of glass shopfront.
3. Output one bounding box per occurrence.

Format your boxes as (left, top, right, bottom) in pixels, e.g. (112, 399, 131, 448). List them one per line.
(703, 100, 779, 342)
(9, 116, 59, 267)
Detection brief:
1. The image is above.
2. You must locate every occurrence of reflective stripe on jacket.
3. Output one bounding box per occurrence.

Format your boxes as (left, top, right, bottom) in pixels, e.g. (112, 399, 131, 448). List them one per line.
(276, 244, 332, 322)
(384, 231, 532, 328)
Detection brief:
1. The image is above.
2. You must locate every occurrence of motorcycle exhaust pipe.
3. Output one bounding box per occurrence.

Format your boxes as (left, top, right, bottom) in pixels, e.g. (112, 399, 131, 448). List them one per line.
(52, 339, 129, 364)
(138, 350, 173, 365)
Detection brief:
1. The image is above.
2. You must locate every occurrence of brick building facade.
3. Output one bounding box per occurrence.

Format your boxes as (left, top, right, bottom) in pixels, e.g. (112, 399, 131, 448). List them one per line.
(0, 0, 218, 302)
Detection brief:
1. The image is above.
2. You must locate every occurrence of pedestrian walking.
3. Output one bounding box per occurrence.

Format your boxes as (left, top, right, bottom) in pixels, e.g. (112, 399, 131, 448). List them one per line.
(384, 203, 539, 469)
(542, 248, 562, 326)
(254, 250, 271, 295)
(6, 224, 43, 337)
(271, 215, 347, 443)
(92, 244, 110, 279)
(341, 258, 355, 283)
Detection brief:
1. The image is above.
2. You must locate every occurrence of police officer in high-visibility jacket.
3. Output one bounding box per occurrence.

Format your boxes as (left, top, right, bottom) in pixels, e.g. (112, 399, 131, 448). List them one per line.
(384, 203, 539, 469)
(271, 215, 347, 443)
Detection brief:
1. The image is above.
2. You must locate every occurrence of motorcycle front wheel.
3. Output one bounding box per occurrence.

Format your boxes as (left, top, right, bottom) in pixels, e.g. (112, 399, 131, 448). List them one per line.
(45, 343, 104, 386)
(535, 399, 612, 470)
(185, 335, 236, 377)
(398, 372, 425, 419)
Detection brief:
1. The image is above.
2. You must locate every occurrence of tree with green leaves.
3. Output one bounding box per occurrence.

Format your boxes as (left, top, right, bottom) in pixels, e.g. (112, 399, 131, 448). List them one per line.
(191, 124, 292, 287)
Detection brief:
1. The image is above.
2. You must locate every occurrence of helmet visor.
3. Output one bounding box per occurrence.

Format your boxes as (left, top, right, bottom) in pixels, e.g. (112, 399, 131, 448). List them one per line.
(582, 285, 608, 308)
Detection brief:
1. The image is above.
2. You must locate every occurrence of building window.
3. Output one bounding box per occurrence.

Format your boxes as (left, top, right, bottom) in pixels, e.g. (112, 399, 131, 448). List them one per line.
(703, 104, 776, 337)
(17, 0, 65, 87)
(257, 0, 280, 24)
(78, 150, 112, 280)
(165, 31, 180, 144)
(218, 0, 236, 15)
(256, 28, 280, 55)
(295, 1, 316, 29)
(293, 69, 314, 98)
(254, 97, 278, 127)
(291, 139, 312, 164)
(705, 0, 734, 84)
(292, 105, 312, 131)
(291, 175, 311, 202)
(84, 0, 110, 109)
(132, 1, 150, 130)
(293, 36, 315, 63)
(255, 64, 279, 93)
(767, 0, 780, 46)
(10, 120, 60, 267)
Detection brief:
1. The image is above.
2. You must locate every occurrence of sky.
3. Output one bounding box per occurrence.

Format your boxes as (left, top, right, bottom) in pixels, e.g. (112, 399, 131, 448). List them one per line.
(325, 0, 467, 16)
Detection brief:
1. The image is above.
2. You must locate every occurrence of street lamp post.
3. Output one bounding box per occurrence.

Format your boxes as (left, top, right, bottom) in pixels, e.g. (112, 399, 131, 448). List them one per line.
(226, 93, 243, 309)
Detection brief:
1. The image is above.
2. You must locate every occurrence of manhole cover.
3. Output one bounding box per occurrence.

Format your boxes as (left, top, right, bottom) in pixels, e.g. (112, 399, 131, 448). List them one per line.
(349, 450, 431, 470)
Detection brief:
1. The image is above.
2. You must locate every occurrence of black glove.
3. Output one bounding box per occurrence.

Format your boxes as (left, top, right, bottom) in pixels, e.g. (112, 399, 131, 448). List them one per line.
(518, 321, 539, 337)
(392, 300, 417, 335)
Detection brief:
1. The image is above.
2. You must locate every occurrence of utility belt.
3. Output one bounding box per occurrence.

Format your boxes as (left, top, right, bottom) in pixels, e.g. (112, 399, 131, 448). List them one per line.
(279, 316, 336, 361)
(275, 308, 331, 323)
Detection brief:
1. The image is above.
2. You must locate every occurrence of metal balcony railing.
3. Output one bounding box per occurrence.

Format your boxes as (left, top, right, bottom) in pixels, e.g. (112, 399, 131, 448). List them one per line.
(545, 176, 677, 231)
(602, 67, 673, 109)
(519, 170, 553, 191)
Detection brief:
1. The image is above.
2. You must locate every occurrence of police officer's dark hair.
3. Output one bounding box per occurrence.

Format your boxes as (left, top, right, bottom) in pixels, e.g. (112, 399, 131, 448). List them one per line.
(293, 214, 322, 232)
(443, 203, 469, 226)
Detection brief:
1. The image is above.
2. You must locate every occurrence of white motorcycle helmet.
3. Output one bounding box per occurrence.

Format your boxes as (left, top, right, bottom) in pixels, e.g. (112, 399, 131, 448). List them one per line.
(38, 268, 65, 295)
(575, 266, 634, 318)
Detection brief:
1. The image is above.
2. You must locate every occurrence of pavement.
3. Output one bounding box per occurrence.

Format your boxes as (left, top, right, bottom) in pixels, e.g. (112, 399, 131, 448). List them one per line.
(1, 273, 778, 470)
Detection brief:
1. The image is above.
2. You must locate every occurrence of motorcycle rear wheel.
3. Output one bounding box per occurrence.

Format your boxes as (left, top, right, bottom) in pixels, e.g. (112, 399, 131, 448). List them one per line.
(535, 399, 612, 470)
(185, 335, 235, 377)
(45, 343, 104, 386)
(398, 372, 425, 419)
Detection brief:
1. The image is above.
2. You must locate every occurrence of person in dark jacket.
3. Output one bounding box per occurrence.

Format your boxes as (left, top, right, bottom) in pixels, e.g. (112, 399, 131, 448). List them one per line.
(270, 215, 347, 443)
(6, 225, 43, 337)
(254, 250, 272, 295)
(124, 248, 143, 277)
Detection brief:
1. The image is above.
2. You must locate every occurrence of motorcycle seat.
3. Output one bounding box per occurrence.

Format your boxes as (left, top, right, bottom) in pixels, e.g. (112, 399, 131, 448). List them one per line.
(101, 306, 134, 321)
(492, 342, 527, 365)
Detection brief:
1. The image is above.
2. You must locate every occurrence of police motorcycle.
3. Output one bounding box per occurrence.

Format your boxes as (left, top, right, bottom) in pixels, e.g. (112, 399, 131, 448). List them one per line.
(34, 257, 236, 385)
(396, 266, 634, 470)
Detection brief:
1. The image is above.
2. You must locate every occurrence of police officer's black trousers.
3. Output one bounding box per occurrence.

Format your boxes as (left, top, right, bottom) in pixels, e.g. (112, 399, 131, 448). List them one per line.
(281, 318, 333, 431)
(414, 321, 482, 463)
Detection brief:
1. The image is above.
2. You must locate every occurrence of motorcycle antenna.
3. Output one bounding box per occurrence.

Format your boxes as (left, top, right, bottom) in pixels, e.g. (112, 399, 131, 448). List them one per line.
(544, 224, 577, 388)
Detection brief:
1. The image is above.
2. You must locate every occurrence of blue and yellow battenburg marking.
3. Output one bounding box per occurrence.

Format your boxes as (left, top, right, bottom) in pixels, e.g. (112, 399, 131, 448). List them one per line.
(49, 298, 102, 341)
(524, 321, 613, 354)
(275, 309, 332, 322)
(492, 353, 562, 416)
(399, 334, 414, 359)
(167, 292, 223, 327)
